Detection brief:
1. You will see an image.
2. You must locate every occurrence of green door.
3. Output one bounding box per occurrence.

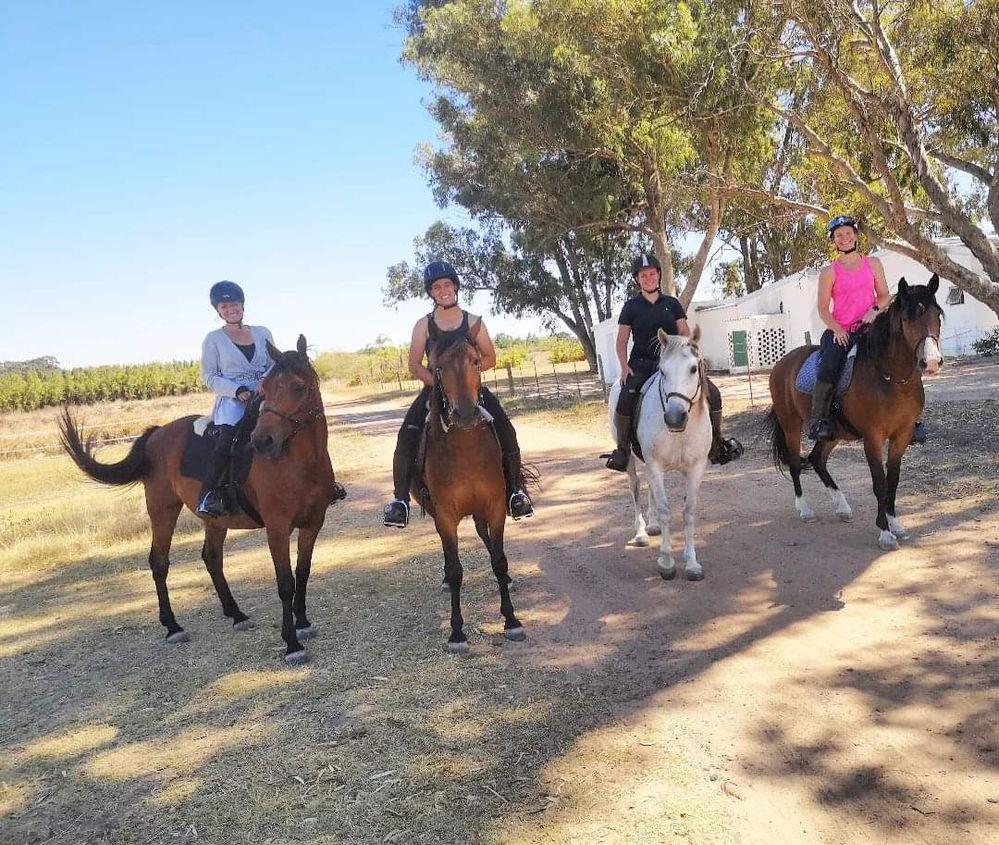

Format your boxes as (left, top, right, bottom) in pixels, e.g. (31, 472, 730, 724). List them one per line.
(730, 330, 749, 367)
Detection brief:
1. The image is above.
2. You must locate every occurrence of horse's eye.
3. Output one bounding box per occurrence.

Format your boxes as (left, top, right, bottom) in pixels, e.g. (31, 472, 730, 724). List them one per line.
(690, 365, 697, 374)
(292, 383, 306, 395)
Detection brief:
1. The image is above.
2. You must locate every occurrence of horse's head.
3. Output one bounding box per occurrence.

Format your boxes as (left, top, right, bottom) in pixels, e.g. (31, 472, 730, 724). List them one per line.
(428, 320, 483, 432)
(656, 326, 705, 432)
(895, 275, 943, 375)
(250, 334, 323, 458)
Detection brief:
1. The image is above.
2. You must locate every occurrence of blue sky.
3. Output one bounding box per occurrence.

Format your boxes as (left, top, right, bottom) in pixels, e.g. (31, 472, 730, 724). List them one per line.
(0, 1, 549, 367)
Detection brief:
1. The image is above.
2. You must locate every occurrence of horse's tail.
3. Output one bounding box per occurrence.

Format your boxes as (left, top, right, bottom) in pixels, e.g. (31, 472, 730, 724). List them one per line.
(59, 406, 156, 487)
(763, 407, 791, 477)
(518, 461, 541, 495)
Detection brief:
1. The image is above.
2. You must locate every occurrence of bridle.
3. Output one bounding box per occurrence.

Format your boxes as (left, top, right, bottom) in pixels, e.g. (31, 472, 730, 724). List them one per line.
(876, 331, 941, 386)
(657, 359, 704, 428)
(259, 384, 324, 437)
(433, 359, 483, 434)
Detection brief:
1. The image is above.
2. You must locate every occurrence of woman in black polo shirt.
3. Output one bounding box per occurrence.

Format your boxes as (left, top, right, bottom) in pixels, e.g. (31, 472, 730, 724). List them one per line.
(605, 253, 743, 471)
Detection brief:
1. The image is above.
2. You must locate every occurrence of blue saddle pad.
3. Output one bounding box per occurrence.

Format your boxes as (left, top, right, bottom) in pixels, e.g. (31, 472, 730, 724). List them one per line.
(795, 349, 856, 398)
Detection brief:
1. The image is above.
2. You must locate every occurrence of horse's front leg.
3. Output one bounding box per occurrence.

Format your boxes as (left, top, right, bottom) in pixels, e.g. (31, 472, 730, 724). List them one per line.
(681, 459, 708, 581)
(436, 515, 468, 654)
(483, 510, 525, 641)
(884, 435, 911, 541)
(292, 520, 323, 640)
(644, 462, 675, 579)
(265, 523, 306, 663)
(625, 459, 650, 546)
(862, 438, 895, 550)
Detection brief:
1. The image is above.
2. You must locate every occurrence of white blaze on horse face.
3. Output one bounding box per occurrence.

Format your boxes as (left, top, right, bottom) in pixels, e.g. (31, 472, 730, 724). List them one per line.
(920, 335, 942, 375)
(659, 337, 701, 430)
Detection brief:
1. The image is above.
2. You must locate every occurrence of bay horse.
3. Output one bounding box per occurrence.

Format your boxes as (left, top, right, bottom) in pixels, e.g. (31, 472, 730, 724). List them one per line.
(608, 327, 713, 580)
(765, 276, 943, 550)
(416, 320, 528, 654)
(60, 335, 340, 664)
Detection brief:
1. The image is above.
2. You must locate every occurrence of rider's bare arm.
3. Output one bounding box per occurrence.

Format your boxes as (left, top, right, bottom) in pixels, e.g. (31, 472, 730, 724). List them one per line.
(408, 317, 434, 387)
(870, 257, 891, 310)
(470, 316, 497, 371)
(615, 324, 632, 382)
(676, 319, 691, 337)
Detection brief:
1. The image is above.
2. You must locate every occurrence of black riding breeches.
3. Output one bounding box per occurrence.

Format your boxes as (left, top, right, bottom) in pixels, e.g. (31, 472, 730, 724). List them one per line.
(818, 328, 853, 383)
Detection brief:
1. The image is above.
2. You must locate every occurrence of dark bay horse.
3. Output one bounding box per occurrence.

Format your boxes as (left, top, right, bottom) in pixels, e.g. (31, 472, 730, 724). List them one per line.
(60, 335, 340, 663)
(416, 320, 529, 654)
(765, 276, 943, 549)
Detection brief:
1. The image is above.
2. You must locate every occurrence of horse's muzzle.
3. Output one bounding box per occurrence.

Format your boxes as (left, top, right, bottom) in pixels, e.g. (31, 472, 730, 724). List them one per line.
(663, 409, 689, 432)
(452, 406, 484, 431)
(250, 430, 286, 458)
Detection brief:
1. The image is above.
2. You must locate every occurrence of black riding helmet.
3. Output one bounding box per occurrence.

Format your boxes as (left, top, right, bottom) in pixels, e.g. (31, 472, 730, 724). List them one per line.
(826, 215, 859, 238)
(423, 261, 460, 295)
(631, 253, 662, 279)
(210, 280, 245, 308)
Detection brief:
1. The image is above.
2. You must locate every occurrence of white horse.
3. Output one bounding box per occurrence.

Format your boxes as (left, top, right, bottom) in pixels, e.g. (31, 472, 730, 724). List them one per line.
(608, 327, 713, 580)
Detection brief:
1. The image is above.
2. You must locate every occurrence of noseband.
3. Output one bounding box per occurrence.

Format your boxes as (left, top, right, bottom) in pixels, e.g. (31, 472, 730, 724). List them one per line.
(259, 385, 324, 437)
(878, 332, 941, 385)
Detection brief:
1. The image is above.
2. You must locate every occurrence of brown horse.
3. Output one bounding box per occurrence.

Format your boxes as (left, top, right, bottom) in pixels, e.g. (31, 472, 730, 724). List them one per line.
(417, 320, 529, 654)
(60, 335, 340, 663)
(765, 276, 943, 549)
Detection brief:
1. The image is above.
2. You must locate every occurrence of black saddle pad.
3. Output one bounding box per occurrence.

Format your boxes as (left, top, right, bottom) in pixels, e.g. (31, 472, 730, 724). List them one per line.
(180, 399, 259, 488)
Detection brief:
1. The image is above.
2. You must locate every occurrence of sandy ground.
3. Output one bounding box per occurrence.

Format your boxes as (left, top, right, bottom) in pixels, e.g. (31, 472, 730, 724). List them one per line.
(325, 360, 998, 844)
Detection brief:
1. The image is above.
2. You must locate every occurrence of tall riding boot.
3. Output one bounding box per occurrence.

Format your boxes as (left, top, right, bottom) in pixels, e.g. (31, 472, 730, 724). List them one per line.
(605, 413, 632, 472)
(502, 448, 534, 520)
(807, 381, 836, 441)
(383, 452, 414, 528)
(708, 408, 744, 465)
(197, 427, 235, 517)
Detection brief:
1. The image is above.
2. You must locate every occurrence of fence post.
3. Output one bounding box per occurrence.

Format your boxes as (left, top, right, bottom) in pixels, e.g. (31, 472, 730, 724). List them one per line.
(572, 361, 582, 399)
(533, 361, 541, 394)
(552, 364, 560, 399)
(506, 363, 515, 396)
(396, 369, 403, 391)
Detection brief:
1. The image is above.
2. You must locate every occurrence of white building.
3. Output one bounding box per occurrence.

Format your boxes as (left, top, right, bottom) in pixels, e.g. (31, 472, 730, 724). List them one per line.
(593, 238, 997, 381)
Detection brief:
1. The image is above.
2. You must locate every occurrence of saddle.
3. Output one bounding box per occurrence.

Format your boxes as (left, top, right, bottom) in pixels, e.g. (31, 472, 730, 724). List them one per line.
(181, 397, 263, 524)
(794, 345, 858, 399)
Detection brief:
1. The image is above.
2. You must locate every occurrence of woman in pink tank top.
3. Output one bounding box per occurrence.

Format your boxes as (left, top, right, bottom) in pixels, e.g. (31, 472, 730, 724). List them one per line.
(808, 215, 891, 441)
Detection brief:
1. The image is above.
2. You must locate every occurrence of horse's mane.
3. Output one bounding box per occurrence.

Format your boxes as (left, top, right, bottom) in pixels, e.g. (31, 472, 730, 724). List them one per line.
(270, 350, 316, 381)
(430, 334, 473, 364)
(858, 285, 943, 362)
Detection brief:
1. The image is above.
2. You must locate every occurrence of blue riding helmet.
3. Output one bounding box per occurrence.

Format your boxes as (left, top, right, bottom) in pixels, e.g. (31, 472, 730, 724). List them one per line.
(423, 261, 460, 295)
(210, 280, 245, 307)
(827, 215, 859, 238)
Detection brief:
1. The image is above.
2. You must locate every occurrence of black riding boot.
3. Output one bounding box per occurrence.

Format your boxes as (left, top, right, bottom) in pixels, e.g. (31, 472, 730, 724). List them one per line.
(606, 413, 632, 472)
(383, 452, 414, 528)
(197, 426, 236, 517)
(807, 381, 836, 441)
(911, 419, 928, 445)
(502, 448, 534, 520)
(708, 408, 744, 465)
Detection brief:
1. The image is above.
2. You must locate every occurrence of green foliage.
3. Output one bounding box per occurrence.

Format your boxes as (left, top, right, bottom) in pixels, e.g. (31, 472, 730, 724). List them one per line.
(0, 362, 203, 412)
(971, 328, 999, 357)
(547, 338, 587, 364)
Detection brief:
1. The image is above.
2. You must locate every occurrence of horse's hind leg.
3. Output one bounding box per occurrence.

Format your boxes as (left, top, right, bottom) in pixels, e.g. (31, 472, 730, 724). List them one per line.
(484, 511, 525, 642)
(436, 515, 469, 655)
(473, 515, 512, 589)
(781, 419, 816, 522)
(808, 441, 852, 522)
(201, 521, 252, 630)
(147, 496, 187, 643)
(626, 459, 651, 546)
(292, 520, 323, 639)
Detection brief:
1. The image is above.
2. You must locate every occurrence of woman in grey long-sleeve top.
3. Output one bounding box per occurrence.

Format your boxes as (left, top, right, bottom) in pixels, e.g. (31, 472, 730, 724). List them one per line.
(197, 280, 275, 517)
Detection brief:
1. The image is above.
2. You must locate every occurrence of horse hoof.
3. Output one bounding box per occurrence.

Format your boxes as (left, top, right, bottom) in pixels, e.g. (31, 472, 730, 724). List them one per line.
(504, 626, 526, 642)
(685, 566, 704, 581)
(799, 512, 818, 523)
(165, 630, 190, 644)
(295, 626, 315, 640)
(627, 535, 650, 547)
(878, 531, 899, 551)
(439, 580, 450, 594)
(836, 511, 854, 522)
(657, 561, 677, 580)
(233, 619, 255, 632)
(446, 641, 471, 656)
(646, 525, 662, 537)
(284, 650, 309, 666)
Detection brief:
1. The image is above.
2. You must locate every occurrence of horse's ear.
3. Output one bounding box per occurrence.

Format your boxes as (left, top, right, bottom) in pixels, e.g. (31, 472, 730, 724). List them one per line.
(265, 339, 282, 362)
(657, 328, 670, 345)
(927, 274, 939, 295)
(297, 334, 307, 355)
(897, 277, 909, 297)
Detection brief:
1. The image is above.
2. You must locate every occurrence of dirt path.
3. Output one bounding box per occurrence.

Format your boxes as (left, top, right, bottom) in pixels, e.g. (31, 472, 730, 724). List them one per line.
(327, 373, 998, 845)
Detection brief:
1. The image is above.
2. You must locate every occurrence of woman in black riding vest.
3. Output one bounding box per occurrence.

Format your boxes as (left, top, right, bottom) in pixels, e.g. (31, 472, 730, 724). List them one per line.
(382, 261, 534, 528)
(605, 253, 743, 472)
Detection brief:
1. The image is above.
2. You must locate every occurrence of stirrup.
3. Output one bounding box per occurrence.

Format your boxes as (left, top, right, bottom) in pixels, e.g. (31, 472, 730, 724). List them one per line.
(807, 418, 834, 441)
(331, 481, 347, 503)
(910, 420, 927, 445)
(508, 490, 534, 521)
(197, 490, 227, 518)
(382, 499, 409, 528)
(605, 447, 629, 472)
